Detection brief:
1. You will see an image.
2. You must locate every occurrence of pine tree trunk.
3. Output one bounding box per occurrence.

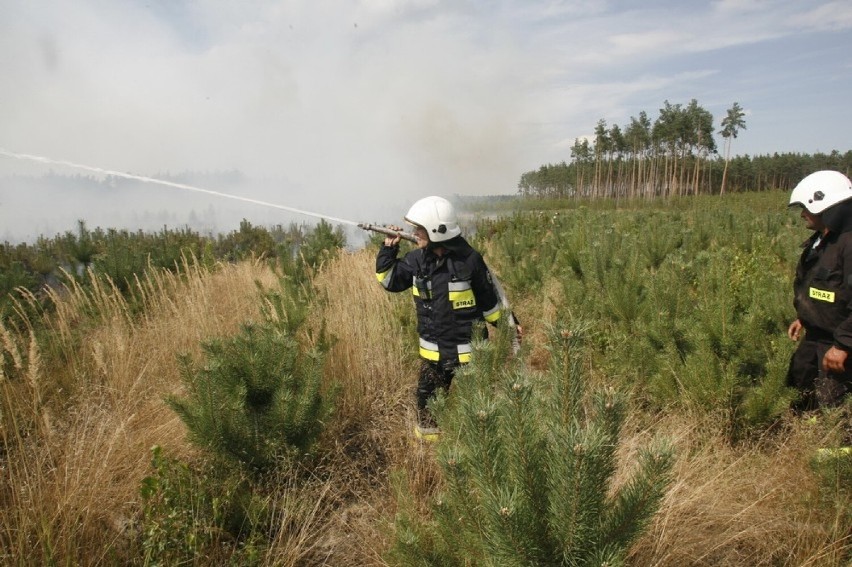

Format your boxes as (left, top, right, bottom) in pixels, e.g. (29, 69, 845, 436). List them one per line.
(720, 138, 731, 195)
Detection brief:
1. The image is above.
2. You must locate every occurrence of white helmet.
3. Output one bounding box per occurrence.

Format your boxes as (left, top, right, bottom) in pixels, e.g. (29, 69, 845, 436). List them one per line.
(404, 196, 461, 243)
(789, 170, 852, 214)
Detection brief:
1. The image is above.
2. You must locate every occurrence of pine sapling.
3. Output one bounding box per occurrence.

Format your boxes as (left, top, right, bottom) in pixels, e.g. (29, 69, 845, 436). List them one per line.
(390, 320, 673, 566)
(168, 290, 334, 473)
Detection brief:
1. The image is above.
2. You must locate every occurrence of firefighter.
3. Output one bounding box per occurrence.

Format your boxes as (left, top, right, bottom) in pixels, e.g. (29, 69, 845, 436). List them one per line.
(787, 170, 852, 411)
(375, 196, 519, 440)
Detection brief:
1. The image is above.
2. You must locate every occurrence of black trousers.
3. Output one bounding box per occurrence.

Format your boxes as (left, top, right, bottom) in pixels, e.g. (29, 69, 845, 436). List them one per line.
(786, 338, 852, 411)
(416, 359, 458, 426)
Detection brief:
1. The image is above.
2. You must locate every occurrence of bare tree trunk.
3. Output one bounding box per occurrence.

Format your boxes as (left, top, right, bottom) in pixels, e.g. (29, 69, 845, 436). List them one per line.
(592, 151, 601, 197)
(693, 151, 700, 195)
(720, 138, 731, 195)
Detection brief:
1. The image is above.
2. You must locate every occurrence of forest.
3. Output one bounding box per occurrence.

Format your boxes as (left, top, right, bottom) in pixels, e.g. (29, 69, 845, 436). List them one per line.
(516, 100, 852, 199)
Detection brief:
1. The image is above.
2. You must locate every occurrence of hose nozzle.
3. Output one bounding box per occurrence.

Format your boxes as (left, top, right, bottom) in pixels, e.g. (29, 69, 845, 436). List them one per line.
(358, 223, 417, 243)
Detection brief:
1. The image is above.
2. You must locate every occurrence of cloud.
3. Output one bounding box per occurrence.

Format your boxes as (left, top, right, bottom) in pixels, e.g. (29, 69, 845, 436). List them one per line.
(1, 0, 536, 238)
(712, 0, 770, 14)
(795, 1, 852, 31)
(607, 30, 690, 58)
(1, 0, 849, 241)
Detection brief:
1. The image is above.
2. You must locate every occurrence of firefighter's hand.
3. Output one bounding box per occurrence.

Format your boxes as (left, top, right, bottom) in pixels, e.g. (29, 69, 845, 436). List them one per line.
(384, 225, 402, 247)
(823, 346, 848, 374)
(788, 319, 803, 341)
(515, 324, 524, 342)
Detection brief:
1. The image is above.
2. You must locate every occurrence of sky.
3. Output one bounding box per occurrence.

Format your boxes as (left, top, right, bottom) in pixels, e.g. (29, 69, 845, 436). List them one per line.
(1, 0, 851, 241)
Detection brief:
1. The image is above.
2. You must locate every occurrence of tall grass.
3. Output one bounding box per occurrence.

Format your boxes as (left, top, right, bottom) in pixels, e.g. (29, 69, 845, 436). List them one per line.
(0, 258, 282, 564)
(628, 410, 852, 566)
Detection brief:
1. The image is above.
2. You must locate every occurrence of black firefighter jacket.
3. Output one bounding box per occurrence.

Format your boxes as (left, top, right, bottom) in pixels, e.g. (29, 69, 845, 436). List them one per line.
(375, 236, 503, 365)
(794, 200, 852, 350)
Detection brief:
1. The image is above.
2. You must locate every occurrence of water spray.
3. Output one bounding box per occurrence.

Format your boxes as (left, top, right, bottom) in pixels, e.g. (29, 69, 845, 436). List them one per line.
(0, 148, 411, 240)
(1, 148, 518, 345)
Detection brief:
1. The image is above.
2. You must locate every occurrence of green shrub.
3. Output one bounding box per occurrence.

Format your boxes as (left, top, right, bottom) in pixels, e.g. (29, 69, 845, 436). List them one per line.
(389, 321, 673, 566)
(167, 289, 335, 472)
(139, 445, 266, 566)
(298, 219, 346, 270)
(483, 199, 803, 438)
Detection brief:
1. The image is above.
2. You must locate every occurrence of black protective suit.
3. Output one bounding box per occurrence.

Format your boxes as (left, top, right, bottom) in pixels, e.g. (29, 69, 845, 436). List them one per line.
(376, 236, 503, 422)
(787, 199, 852, 409)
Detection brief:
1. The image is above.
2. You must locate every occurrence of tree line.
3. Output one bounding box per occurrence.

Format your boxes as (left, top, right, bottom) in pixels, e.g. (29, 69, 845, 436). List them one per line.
(0, 219, 345, 323)
(518, 99, 852, 199)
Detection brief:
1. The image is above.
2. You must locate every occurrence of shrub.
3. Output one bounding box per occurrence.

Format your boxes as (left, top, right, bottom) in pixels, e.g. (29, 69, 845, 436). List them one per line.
(483, 199, 802, 438)
(167, 290, 335, 473)
(298, 219, 346, 270)
(389, 321, 673, 566)
(139, 445, 266, 566)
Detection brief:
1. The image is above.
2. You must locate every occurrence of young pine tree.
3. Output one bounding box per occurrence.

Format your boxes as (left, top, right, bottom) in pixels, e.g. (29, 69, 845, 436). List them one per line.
(168, 290, 334, 473)
(391, 321, 673, 566)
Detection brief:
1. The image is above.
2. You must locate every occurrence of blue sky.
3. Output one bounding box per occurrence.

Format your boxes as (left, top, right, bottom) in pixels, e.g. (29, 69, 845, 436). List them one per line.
(0, 0, 850, 237)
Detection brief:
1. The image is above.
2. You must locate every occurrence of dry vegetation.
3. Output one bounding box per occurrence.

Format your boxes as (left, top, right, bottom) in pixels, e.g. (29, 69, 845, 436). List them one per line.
(1, 248, 850, 565)
(1, 258, 280, 563)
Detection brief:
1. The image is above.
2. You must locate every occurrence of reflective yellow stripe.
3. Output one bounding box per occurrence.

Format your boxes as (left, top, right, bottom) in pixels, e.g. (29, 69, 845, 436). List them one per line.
(448, 282, 472, 309)
(412, 287, 432, 299)
(414, 425, 441, 442)
(376, 267, 393, 288)
(419, 347, 440, 361)
(419, 338, 440, 361)
(458, 343, 472, 363)
(810, 287, 835, 303)
(413, 276, 431, 299)
(418, 340, 472, 363)
(483, 303, 502, 323)
(449, 289, 476, 309)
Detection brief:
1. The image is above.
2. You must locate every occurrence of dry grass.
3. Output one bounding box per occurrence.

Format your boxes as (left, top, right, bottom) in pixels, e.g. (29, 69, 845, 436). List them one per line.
(1, 257, 281, 564)
(626, 411, 851, 566)
(305, 249, 441, 565)
(1, 249, 850, 565)
(310, 249, 416, 425)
